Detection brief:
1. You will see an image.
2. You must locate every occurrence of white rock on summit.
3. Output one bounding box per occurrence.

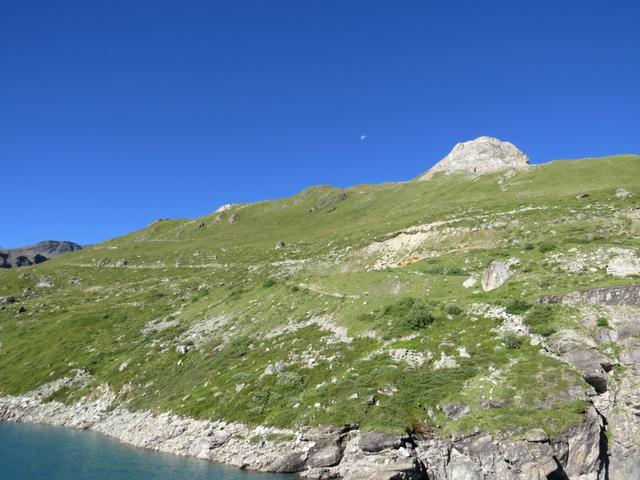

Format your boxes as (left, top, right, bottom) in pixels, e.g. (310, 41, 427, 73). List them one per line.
(214, 203, 235, 213)
(418, 136, 529, 180)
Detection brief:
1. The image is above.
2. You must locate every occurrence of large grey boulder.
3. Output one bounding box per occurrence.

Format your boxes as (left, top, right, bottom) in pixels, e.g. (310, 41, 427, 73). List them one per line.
(418, 136, 529, 180)
(481, 261, 512, 291)
(307, 439, 344, 468)
(359, 432, 402, 452)
(525, 428, 549, 443)
(438, 402, 470, 420)
(273, 452, 307, 473)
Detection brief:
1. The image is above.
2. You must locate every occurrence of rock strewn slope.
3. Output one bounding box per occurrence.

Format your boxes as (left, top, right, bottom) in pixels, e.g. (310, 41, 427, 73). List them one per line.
(0, 149, 639, 479)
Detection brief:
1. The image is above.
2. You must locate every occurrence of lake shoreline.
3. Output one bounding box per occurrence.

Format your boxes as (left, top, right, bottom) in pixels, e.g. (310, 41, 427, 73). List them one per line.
(0, 379, 424, 479)
(0, 421, 292, 480)
(0, 375, 608, 479)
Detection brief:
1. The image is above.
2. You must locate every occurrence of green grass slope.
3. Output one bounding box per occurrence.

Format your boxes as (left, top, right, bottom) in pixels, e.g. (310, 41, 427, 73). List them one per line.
(0, 155, 638, 439)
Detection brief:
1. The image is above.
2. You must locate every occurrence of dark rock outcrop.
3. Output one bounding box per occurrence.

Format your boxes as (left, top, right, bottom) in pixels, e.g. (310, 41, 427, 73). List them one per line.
(0, 240, 81, 268)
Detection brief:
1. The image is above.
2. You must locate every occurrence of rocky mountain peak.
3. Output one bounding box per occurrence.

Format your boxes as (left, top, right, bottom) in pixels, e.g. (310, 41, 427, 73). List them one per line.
(418, 136, 529, 180)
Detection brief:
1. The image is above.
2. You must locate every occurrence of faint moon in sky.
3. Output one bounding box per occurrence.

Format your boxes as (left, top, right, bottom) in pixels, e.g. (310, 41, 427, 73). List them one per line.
(360, 134, 367, 141)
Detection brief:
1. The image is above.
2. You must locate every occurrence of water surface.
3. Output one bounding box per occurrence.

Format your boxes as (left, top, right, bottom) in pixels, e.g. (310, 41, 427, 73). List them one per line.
(0, 422, 292, 480)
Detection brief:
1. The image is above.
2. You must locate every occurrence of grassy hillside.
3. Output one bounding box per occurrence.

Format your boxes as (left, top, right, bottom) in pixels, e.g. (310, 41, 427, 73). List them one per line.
(1, 155, 638, 438)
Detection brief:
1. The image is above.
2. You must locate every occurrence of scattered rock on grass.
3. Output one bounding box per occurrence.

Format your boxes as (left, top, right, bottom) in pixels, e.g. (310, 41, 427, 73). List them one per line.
(482, 260, 512, 291)
(439, 403, 470, 420)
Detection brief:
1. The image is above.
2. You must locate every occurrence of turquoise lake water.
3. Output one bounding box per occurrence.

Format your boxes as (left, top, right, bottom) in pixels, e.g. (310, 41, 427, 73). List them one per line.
(0, 422, 292, 480)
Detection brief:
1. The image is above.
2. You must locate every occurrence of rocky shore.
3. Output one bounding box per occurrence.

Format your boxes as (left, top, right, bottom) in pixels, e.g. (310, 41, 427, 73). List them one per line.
(0, 374, 612, 480)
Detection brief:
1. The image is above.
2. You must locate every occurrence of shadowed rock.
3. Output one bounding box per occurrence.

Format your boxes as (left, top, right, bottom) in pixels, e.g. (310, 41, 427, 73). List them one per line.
(359, 432, 402, 452)
(0, 240, 81, 268)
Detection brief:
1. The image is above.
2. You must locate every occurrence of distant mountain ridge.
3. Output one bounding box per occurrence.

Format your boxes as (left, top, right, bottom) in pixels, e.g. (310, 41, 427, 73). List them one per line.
(0, 240, 81, 268)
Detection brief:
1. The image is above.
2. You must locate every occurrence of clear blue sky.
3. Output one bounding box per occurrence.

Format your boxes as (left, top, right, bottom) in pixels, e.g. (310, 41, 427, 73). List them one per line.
(1, 1, 639, 248)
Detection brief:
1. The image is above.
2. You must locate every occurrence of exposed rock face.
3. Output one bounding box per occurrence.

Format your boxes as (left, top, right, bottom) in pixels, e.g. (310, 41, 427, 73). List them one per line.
(539, 284, 640, 479)
(0, 381, 610, 480)
(481, 260, 512, 291)
(418, 136, 529, 180)
(539, 284, 640, 306)
(359, 432, 403, 453)
(609, 349, 640, 480)
(0, 240, 81, 268)
(546, 330, 615, 393)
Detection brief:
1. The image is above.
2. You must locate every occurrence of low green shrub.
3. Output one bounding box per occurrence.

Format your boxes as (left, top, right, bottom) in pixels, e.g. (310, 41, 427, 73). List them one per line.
(502, 332, 524, 349)
(404, 303, 434, 330)
(445, 304, 464, 316)
(383, 297, 415, 316)
(356, 312, 377, 322)
(505, 299, 532, 314)
(276, 371, 306, 390)
(538, 243, 555, 253)
(424, 266, 463, 275)
(525, 305, 556, 336)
